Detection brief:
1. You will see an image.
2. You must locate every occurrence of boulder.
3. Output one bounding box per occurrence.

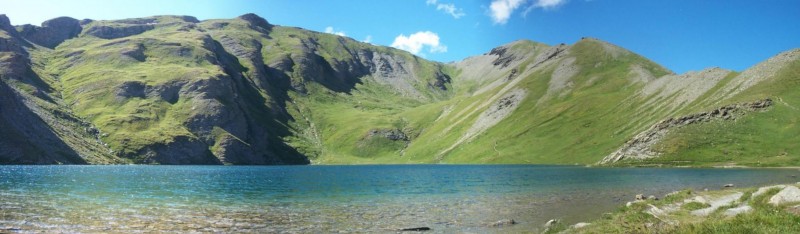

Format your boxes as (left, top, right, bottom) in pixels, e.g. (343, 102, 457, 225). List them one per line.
(635, 194, 646, 200)
(754, 185, 787, 198)
(544, 219, 560, 227)
(571, 222, 591, 229)
(646, 204, 667, 217)
(724, 184, 735, 188)
(691, 192, 743, 217)
(769, 186, 800, 206)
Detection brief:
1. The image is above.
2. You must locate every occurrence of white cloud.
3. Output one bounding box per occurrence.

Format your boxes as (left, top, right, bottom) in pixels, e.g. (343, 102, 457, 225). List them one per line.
(491, 0, 568, 24)
(363, 35, 373, 43)
(490, 0, 526, 24)
(390, 31, 447, 55)
(426, 0, 466, 19)
(534, 0, 567, 8)
(324, 26, 346, 37)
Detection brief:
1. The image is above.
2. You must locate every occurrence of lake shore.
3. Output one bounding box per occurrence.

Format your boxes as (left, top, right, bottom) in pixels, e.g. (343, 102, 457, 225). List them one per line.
(555, 182, 800, 233)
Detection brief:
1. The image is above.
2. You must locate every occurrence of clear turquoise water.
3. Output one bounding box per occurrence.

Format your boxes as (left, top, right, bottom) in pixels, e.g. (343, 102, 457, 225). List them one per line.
(0, 165, 798, 232)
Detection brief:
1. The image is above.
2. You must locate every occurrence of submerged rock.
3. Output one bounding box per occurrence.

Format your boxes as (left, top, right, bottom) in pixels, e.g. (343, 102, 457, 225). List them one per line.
(399, 227, 430, 232)
(488, 219, 516, 227)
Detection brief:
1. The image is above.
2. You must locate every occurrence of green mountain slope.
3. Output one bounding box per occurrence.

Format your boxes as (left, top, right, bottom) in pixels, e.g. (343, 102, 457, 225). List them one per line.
(0, 14, 798, 166)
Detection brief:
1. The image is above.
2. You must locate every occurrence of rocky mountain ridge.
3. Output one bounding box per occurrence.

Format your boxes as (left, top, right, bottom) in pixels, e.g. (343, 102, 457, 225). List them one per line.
(1, 14, 798, 166)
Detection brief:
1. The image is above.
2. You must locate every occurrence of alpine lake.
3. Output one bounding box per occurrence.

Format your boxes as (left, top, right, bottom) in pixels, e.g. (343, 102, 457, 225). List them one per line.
(1, 165, 798, 233)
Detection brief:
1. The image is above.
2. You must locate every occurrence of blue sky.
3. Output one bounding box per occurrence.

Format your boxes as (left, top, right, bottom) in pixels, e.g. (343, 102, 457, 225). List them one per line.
(2, 0, 799, 73)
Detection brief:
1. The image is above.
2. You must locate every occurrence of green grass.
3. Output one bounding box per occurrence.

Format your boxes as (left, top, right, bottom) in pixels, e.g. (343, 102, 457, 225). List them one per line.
(576, 185, 800, 234)
(400, 39, 676, 164)
(627, 60, 800, 167)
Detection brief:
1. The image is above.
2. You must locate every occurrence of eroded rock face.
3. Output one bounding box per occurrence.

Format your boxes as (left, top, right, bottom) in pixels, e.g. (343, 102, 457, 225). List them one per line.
(84, 24, 155, 39)
(366, 129, 409, 141)
(138, 136, 218, 165)
(238, 13, 272, 32)
(18, 17, 82, 48)
(0, 14, 20, 38)
(600, 99, 774, 164)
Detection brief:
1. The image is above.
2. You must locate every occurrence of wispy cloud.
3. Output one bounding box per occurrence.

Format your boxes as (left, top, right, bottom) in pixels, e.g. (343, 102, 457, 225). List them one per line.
(535, 0, 567, 8)
(427, 0, 466, 19)
(491, 0, 568, 24)
(391, 31, 447, 56)
(489, 0, 526, 24)
(324, 26, 346, 37)
(363, 35, 373, 43)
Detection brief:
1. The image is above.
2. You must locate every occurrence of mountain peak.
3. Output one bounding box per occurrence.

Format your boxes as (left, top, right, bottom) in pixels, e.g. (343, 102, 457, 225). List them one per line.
(237, 13, 271, 31)
(17, 16, 81, 48)
(0, 14, 9, 26)
(574, 37, 631, 56)
(0, 14, 13, 32)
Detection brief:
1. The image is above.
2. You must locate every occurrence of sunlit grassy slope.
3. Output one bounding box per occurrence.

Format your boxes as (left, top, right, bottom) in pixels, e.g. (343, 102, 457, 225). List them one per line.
(3, 13, 800, 165)
(629, 58, 800, 167)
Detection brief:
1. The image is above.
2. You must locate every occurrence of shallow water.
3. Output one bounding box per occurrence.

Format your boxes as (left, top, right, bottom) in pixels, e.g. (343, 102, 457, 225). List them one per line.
(0, 165, 798, 233)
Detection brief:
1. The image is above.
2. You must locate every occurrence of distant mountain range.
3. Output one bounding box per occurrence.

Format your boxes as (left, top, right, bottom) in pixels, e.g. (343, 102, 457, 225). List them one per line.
(1, 14, 798, 166)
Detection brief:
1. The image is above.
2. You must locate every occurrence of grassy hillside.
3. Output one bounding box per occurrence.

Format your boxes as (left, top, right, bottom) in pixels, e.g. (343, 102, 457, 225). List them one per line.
(2, 13, 800, 166)
(621, 56, 800, 167)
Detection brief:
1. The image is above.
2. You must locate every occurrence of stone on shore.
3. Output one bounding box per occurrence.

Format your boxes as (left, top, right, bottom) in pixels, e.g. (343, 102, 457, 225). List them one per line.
(724, 205, 753, 217)
(544, 219, 560, 227)
(684, 196, 708, 204)
(691, 192, 743, 217)
(754, 185, 787, 198)
(571, 222, 591, 229)
(768, 186, 800, 206)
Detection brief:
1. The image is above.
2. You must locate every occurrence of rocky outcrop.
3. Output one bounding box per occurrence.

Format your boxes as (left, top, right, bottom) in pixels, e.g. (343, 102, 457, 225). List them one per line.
(768, 186, 800, 205)
(599, 99, 773, 164)
(366, 129, 409, 141)
(84, 24, 155, 39)
(18, 17, 82, 48)
(237, 13, 272, 33)
(690, 192, 743, 216)
(138, 136, 218, 164)
(0, 15, 21, 38)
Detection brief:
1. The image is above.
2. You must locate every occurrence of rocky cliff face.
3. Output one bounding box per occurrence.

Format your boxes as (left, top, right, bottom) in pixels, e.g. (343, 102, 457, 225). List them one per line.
(0, 14, 452, 165)
(0, 15, 115, 164)
(599, 99, 774, 164)
(18, 17, 82, 48)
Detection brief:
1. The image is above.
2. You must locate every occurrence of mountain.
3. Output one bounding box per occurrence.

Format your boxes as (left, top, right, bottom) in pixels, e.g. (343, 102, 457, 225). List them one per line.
(0, 14, 798, 166)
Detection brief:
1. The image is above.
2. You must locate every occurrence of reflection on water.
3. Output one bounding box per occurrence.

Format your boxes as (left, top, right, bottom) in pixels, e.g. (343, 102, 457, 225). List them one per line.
(1, 165, 798, 232)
